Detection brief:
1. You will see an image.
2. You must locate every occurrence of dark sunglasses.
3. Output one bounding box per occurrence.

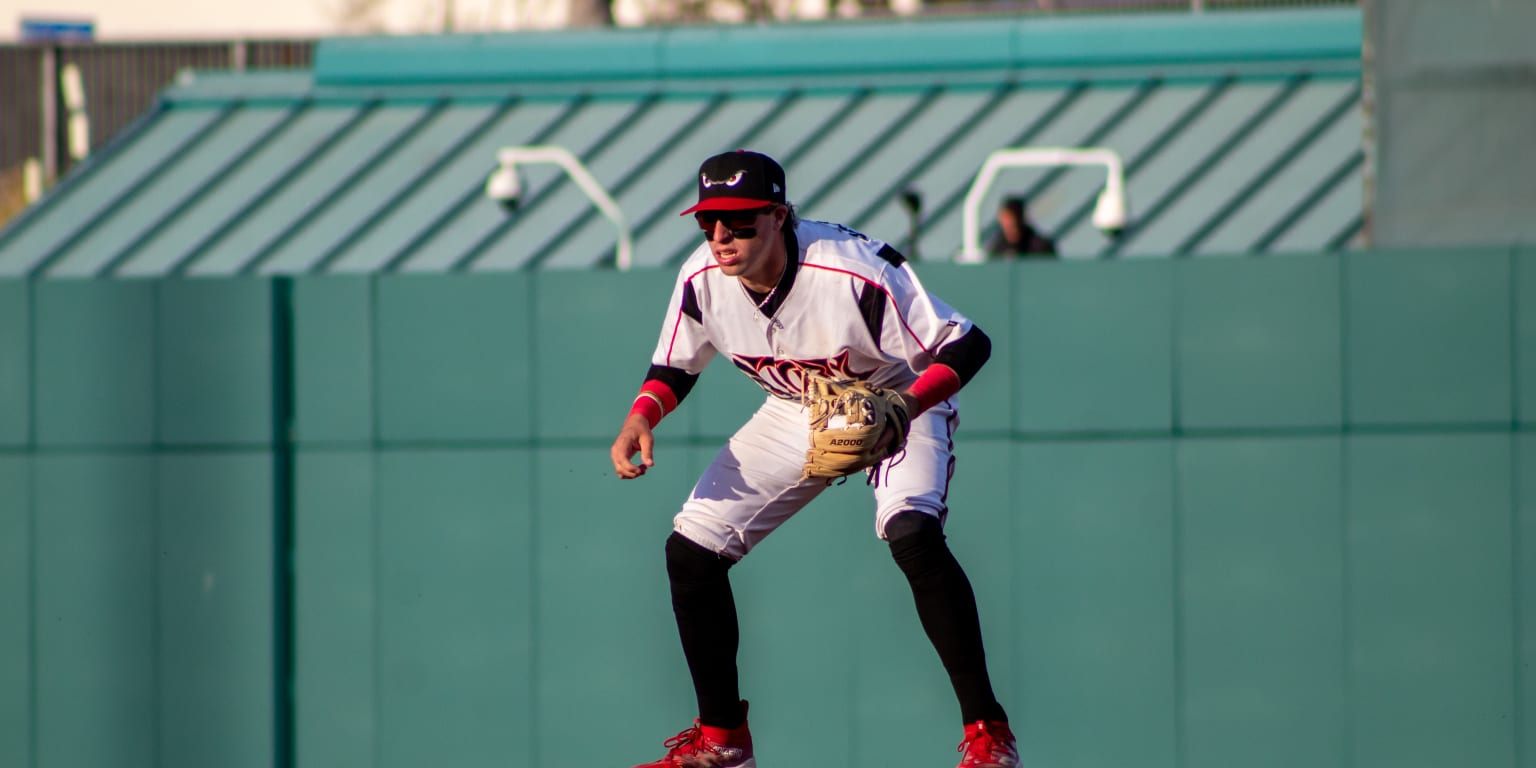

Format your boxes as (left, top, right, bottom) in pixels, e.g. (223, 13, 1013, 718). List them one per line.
(696, 207, 775, 241)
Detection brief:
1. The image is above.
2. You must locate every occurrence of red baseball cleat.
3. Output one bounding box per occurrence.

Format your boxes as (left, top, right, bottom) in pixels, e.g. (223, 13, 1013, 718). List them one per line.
(956, 720, 1020, 768)
(633, 707, 755, 768)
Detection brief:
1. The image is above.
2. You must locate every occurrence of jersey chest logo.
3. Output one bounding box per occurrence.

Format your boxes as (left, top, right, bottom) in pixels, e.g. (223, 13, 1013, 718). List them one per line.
(729, 350, 876, 400)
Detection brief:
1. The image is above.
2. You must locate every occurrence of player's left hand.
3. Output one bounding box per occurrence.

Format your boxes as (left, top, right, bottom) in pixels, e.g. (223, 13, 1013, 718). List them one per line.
(800, 377, 914, 481)
(875, 391, 921, 455)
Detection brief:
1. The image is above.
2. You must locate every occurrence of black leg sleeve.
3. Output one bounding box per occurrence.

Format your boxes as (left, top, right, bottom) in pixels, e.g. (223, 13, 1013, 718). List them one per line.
(665, 532, 746, 729)
(885, 511, 1009, 725)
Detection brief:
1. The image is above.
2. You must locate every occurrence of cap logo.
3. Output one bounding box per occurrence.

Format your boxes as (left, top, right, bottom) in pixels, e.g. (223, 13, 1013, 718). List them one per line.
(701, 170, 745, 188)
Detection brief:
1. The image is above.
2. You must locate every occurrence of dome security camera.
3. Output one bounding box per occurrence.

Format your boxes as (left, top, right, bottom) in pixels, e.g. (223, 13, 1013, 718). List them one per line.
(485, 164, 522, 212)
(1092, 187, 1127, 238)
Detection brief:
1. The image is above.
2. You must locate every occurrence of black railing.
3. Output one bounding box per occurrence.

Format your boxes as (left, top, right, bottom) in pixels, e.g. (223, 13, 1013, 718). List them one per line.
(0, 40, 314, 177)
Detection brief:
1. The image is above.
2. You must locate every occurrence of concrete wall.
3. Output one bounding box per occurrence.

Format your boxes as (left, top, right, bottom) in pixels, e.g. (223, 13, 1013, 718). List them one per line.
(1368, 0, 1536, 247)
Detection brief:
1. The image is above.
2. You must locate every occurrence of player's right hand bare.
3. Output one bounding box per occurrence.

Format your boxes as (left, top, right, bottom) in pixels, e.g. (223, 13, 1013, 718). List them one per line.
(611, 413, 656, 479)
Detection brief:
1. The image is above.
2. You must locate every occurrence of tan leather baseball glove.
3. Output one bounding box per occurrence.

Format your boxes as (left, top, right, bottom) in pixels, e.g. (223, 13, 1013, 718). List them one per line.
(800, 375, 912, 481)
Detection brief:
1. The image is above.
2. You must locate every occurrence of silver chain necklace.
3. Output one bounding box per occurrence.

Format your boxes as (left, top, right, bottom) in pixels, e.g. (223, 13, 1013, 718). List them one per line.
(749, 284, 777, 311)
(745, 260, 786, 311)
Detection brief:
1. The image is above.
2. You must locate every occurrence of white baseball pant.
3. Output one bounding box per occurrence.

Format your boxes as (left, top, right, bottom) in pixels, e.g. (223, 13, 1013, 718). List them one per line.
(672, 394, 959, 560)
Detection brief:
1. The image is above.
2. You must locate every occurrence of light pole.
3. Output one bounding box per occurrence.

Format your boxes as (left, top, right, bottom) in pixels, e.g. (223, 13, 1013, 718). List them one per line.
(958, 147, 1128, 263)
(485, 145, 634, 270)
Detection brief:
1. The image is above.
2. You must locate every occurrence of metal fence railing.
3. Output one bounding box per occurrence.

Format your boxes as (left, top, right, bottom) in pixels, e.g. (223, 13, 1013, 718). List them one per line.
(0, 47, 45, 174)
(1044, 0, 1353, 8)
(918, 0, 1354, 17)
(0, 40, 314, 184)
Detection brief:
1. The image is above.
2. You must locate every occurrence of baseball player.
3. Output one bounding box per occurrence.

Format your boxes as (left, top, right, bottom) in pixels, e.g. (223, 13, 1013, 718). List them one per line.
(609, 150, 1018, 768)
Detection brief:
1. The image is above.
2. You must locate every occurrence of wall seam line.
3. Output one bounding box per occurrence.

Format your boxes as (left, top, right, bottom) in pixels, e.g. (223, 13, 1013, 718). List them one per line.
(1510, 245, 1525, 768)
(1171, 437, 1185, 768)
(369, 273, 383, 768)
(527, 273, 542, 767)
(26, 277, 37, 768)
(1339, 248, 1355, 768)
(151, 279, 164, 768)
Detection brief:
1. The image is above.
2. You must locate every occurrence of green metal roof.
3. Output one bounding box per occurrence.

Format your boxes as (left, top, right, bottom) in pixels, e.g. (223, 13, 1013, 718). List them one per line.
(0, 8, 1363, 277)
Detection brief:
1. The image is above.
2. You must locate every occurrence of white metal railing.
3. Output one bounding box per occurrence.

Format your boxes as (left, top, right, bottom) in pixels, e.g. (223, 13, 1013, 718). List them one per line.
(959, 147, 1128, 263)
(485, 145, 634, 270)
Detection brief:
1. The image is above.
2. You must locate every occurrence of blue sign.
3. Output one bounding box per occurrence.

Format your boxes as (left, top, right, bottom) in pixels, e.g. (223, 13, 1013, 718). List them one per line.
(21, 18, 95, 43)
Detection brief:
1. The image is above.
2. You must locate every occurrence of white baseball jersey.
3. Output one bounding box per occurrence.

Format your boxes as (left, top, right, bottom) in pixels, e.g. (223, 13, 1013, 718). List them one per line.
(651, 218, 974, 399)
(648, 219, 980, 559)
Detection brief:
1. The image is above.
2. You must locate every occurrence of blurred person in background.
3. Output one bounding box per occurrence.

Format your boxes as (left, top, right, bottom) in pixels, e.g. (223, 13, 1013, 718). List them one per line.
(986, 195, 1056, 259)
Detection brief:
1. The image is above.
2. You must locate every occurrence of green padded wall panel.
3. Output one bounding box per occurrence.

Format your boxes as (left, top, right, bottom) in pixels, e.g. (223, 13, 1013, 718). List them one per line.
(1013, 261, 1174, 433)
(0, 455, 29, 768)
(295, 451, 375, 768)
(35, 455, 157, 768)
(918, 262, 1016, 439)
(157, 453, 274, 768)
(376, 450, 533, 768)
(11, 245, 1536, 768)
(293, 277, 374, 445)
(533, 268, 676, 441)
(1518, 248, 1536, 424)
(0, 280, 29, 446)
(533, 447, 697, 766)
(1347, 434, 1515, 768)
(1178, 256, 1342, 430)
(1346, 248, 1512, 425)
(157, 279, 273, 445)
(35, 280, 156, 447)
(1520, 435, 1536, 768)
(1178, 438, 1346, 768)
(1011, 440, 1177, 768)
(376, 275, 532, 443)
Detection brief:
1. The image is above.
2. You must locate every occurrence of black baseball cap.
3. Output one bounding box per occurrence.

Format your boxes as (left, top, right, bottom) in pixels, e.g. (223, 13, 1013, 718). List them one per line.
(678, 150, 786, 215)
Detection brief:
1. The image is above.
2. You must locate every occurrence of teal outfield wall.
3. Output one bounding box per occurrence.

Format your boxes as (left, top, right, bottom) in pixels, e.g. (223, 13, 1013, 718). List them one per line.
(2, 246, 1535, 768)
